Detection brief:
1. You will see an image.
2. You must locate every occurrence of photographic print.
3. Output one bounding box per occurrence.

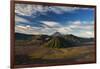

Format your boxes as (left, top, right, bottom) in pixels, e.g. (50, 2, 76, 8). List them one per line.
(11, 1, 96, 68)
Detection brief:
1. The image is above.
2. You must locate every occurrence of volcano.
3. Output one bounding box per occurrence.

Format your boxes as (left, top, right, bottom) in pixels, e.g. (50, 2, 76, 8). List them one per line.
(44, 36, 67, 48)
(43, 32, 86, 48)
(52, 32, 63, 37)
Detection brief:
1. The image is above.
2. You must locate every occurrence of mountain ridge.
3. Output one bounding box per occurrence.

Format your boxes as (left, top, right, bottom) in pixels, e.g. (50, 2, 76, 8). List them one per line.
(15, 32, 94, 48)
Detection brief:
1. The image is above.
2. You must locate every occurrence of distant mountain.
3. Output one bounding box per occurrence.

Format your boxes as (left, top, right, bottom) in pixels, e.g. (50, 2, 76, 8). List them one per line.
(43, 33, 94, 48)
(52, 32, 63, 37)
(64, 34, 94, 43)
(15, 33, 33, 40)
(15, 32, 51, 46)
(15, 33, 50, 41)
(43, 35, 81, 48)
(15, 32, 94, 48)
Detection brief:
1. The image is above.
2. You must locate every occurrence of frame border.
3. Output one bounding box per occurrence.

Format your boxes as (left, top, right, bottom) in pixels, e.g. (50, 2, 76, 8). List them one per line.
(10, 1, 96, 68)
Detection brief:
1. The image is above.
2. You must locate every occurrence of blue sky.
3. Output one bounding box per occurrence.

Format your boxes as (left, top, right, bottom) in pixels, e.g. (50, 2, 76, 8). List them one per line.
(15, 4, 95, 38)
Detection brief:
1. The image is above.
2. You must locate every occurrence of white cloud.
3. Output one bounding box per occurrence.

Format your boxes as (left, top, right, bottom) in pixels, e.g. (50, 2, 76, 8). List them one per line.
(15, 19, 94, 37)
(78, 31, 94, 38)
(57, 28, 68, 34)
(48, 6, 94, 14)
(42, 21, 60, 27)
(86, 31, 93, 35)
(48, 6, 78, 14)
(65, 20, 94, 37)
(41, 21, 72, 34)
(72, 21, 81, 25)
(15, 4, 33, 16)
(15, 21, 71, 35)
(15, 24, 56, 35)
(69, 24, 93, 30)
(82, 21, 94, 24)
(16, 25, 27, 30)
(15, 4, 93, 16)
(15, 15, 29, 23)
(15, 4, 48, 16)
(15, 25, 41, 35)
(68, 20, 94, 30)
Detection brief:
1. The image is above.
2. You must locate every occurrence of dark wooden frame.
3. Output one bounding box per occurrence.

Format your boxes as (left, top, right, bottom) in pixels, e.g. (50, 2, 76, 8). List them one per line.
(10, 0, 96, 68)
